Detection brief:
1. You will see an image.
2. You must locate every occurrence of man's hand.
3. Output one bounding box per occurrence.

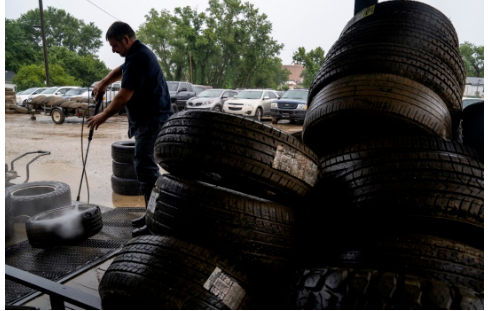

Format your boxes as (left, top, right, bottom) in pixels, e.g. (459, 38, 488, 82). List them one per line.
(87, 112, 109, 130)
(92, 81, 108, 101)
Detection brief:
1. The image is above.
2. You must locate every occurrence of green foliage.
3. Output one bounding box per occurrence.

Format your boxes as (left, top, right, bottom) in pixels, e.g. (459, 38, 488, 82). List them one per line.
(13, 64, 80, 90)
(12, 64, 46, 90)
(459, 42, 484, 77)
(292, 47, 325, 88)
(6, 6, 109, 87)
(137, 0, 287, 88)
(279, 84, 290, 91)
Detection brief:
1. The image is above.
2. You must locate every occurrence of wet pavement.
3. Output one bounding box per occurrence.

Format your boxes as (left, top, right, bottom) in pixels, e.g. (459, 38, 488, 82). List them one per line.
(5, 112, 303, 209)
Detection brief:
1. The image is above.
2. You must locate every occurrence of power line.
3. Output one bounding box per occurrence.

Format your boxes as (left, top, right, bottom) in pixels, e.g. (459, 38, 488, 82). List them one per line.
(85, 0, 120, 21)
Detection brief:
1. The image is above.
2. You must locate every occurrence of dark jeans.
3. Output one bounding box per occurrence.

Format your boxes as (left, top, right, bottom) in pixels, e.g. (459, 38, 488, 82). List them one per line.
(133, 123, 163, 204)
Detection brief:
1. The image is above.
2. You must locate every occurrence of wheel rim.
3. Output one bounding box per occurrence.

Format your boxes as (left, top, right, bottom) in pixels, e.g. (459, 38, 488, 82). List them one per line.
(53, 111, 61, 122)
(213, 106, 222, 112)
(257, 109, 262, 120)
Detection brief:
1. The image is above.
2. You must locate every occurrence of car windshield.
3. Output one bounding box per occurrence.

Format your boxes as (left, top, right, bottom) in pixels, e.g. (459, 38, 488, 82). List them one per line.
(194, 86, 204, 94)
(40, 87, 58, 95)
(167, 82, 178, 91)
(33, 88, 46, 94)
(20, 88, 37, 95)
(235, 91, 262, 99)
(198, 90, 222, 98)
(66, 88, 89, 96)
(282, 90, 309, 100)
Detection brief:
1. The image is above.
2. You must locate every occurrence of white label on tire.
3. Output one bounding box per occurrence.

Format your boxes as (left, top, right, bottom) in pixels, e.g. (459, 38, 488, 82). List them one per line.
(272, 144, 319, 186)
(203, 267, 247, 309)
(147, 189, 159, 215)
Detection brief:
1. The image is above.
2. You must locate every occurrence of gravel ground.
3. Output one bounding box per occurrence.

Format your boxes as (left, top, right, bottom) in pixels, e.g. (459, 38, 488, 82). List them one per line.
(5, 112, 303, 208)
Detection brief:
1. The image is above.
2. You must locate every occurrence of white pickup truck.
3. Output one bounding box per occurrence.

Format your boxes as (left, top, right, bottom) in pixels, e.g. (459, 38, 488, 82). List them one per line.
(91, 81, 121, 103)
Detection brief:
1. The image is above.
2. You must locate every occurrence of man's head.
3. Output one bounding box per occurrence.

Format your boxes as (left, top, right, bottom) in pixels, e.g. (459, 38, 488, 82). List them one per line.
(106, 21, 137, 57)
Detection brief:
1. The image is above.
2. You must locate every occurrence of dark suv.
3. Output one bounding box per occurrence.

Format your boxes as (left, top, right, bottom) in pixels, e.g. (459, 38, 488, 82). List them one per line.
(270, 89, 309, 124)
(167, 81, 196, 112)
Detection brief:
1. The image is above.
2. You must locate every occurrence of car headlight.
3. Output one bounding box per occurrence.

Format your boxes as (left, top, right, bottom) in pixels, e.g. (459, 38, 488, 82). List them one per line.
(297, 104, 307, 110)
(245, 102, 253, 107)
(203, 100, 214, 105)
(271, 102, 277, 108)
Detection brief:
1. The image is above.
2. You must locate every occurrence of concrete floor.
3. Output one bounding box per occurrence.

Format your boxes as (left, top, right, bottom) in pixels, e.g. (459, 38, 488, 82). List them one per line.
(5, 111, 303, 309)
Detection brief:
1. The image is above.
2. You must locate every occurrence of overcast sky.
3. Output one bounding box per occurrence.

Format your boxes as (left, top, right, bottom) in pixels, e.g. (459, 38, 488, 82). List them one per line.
(3, 0, 485, 71)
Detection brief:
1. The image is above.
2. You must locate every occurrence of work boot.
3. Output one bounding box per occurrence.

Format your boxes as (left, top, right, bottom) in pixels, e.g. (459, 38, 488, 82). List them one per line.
(131, 212, 146, 227)
(132, 225, 150, 237)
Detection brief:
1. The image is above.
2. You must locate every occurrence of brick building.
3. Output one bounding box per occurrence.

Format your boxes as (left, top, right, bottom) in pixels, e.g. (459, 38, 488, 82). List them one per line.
(282, 63, 304, 85)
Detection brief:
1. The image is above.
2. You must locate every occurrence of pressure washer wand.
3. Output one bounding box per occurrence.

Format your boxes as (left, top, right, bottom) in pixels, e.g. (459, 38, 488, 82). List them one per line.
(76, 92, 105, 202)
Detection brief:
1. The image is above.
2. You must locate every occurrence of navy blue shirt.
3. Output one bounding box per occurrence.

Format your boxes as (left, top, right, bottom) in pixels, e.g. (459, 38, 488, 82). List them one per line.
(121, 40, 171, 137)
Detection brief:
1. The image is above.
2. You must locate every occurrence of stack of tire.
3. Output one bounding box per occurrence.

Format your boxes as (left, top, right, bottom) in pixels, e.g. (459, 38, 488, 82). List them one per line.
(5, 88, 17, 114)
(111, 140, 143, 196)
(99, 110, 322, 309)
(284, 1, 483, 309)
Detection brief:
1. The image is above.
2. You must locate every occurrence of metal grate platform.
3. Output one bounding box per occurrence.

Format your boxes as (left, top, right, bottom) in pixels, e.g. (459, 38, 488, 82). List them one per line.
(5, 207, 144, 305)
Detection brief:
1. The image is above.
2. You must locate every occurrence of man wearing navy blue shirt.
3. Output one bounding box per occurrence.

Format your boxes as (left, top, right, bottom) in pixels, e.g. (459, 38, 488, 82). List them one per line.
(88, 21, 172, 237)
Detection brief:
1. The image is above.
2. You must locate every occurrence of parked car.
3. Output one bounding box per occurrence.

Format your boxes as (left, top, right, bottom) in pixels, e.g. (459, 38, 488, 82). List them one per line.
(270, 89, 309, 124)
(192, 84, 213, 95)
(462, 97, 484, 109)
(63, 87, 94, 100)
(26, 86, 78, 107)
(167, 81, 196, 111)
(186, 89, 238, 112)
(91, 81, 121, 102)
(223, 89, 280, 121)
(16, 87, 47, 106)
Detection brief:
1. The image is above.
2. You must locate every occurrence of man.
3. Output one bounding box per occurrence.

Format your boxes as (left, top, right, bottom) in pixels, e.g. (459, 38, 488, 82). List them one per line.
(88, 21, 172, 237)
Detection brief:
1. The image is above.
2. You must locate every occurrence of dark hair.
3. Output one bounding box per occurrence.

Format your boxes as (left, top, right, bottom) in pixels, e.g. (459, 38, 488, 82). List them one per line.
(106, 21, 136, 42)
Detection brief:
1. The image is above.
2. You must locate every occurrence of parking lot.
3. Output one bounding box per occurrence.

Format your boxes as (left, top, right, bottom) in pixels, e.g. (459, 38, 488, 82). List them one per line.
(5, 113, 303, 209)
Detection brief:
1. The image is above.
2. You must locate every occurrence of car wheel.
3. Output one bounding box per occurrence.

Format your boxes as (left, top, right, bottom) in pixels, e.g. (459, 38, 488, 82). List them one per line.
(25, 204, 103, 248)
(111, 175, 143, 196)
(51, 108, 65, 124)
(111, 141, 135, 164)
(254, 107, 263, 121)
(212, 105, 222, 112)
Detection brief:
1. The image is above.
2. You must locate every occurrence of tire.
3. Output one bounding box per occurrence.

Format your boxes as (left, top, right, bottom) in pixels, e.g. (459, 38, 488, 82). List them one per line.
(39, 96, 55, 106)
(112, 160, 136, 179)
(25, 204, 103, 248)
(309, 233, 484, 293)
(146, 175, 299, 269)
(5, 110, 15, 114)
(171, 103, 178, 113)
(5, 91, 16, 96)
(14, 106, 29, 114)
(60, 100, 73, 108)
(289, 130, 302, 142)
(5, 189, 14, 240)
(324, 145, 484, 231)
(51, 108, 65, 124)
(461, 102, 484, 159)
(340, 0, 459, 47)
(303, 74, 452, 157)
(9, 181, 72, 217)
(111, 175, 142, 196)
(99, 235, 253, 310)
(308, 44, 463, 114)
(285, 267, 483, 310)
(254, 107, 263, 121)
(331, 18, 465, 89)
(319, 136, 483, 180)
(111, 140, 135, 164)
(31, 95, 46, 105)
(154, 110, 321, 203)
(212, 105, 222, 112)
(271, 117, 278, 124)
(5, 103, 17, 110)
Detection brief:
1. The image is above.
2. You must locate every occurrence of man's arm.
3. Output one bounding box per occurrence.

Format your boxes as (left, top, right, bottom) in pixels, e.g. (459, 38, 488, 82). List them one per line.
(87, 88, 134, 130)
(93, 66, 123, 98)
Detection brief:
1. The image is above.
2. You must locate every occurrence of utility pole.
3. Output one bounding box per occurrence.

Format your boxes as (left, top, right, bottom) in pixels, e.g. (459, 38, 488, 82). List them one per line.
(39, 0, 51, 86)
(189, 52, 193, 84)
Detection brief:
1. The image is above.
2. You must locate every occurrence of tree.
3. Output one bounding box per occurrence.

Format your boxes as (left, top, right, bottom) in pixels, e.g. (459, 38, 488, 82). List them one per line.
(292, 47, 325, 88)
(5, 19, 42, 72)
(17, 7, 103, 55)
(13, 64, 80, 90)
(459, 42, 484, 77)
